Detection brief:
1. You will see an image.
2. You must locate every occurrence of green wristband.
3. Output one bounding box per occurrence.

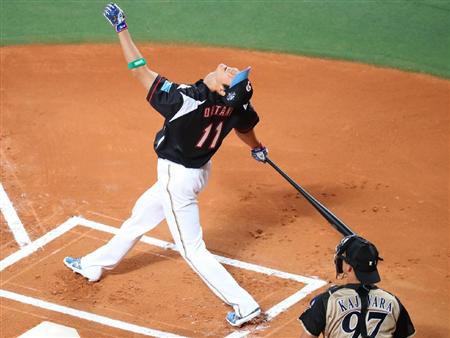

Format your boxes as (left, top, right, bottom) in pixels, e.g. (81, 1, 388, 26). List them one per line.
(128, 58, 147, 70)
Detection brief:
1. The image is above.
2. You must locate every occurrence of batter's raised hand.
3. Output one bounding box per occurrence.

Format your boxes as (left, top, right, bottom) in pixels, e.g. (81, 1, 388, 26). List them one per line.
(251, 144, 268, 163)
(103, 3, 128, 33)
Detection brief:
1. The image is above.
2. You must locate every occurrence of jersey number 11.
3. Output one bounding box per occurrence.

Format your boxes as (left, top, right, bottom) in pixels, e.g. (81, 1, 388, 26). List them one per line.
(196, 122, 223, 149)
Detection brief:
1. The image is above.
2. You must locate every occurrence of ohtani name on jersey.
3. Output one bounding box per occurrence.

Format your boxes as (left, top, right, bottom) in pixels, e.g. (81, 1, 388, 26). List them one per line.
(204, 105, 233, 118)
(337, 295, 393, 314)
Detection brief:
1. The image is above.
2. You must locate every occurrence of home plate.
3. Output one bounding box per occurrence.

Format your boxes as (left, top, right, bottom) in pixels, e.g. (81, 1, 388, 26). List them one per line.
(18, 321, 80, 338)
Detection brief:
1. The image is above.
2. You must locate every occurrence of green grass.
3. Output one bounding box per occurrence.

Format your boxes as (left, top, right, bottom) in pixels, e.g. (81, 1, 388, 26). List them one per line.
(1, 0, 449, 78)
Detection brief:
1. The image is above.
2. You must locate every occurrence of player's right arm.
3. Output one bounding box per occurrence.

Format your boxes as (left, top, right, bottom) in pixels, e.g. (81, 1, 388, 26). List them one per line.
(117, 30, 158, 90)
(298, 293, 327, 337)
(393, 297, 416, 338)
(233, 103, 268, 163)
(103, 3, 158, 91)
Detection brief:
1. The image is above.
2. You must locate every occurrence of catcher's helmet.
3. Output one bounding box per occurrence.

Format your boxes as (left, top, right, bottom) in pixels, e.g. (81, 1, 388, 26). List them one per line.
(334, 235, 383, 284)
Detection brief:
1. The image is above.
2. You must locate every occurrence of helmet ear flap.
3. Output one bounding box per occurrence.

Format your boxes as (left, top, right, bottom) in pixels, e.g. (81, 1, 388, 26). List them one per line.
(334, 235, 357, 277)
(335, 255, 344, 275)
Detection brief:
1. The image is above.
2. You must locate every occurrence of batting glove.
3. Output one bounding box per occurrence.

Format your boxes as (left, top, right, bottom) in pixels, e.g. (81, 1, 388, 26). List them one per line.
(251, 144, 268, 163)
(103, 3, 128, 33)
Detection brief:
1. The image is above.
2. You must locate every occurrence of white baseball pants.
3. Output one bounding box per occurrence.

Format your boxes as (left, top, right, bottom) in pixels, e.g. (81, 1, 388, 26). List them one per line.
(81, 158, 259, 317)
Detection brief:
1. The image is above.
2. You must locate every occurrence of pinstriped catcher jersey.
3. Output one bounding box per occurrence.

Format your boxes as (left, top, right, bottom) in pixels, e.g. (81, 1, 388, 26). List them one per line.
(299, 284, 415, 338)
(147, 75, 259, 168)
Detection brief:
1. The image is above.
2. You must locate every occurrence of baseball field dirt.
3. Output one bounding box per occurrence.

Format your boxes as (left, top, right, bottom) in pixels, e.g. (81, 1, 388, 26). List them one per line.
(1, 44, 448, 337)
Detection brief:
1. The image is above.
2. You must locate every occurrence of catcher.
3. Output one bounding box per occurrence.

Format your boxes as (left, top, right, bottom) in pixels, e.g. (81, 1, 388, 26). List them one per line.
(299, 235, 415, 337)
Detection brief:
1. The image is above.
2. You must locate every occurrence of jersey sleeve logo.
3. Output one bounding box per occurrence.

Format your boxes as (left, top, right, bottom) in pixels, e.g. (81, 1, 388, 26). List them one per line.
(161, 80, 173, 93)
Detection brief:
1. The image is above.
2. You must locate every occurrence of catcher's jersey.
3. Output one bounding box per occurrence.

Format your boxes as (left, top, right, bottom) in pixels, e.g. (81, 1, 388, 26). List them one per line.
(146, 75, 259, 168)
(299, 284, 415, 338)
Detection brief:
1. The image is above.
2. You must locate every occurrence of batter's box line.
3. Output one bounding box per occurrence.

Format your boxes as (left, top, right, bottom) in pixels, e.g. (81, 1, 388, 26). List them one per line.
(0, 216, 327, 338)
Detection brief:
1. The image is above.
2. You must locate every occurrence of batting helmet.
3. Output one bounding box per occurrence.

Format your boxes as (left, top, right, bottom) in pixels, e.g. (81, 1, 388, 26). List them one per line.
(221, 67, 253, 108)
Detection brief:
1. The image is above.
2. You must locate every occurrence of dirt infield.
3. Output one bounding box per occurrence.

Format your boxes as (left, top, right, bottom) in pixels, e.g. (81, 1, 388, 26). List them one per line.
(1, 44, 448, 337)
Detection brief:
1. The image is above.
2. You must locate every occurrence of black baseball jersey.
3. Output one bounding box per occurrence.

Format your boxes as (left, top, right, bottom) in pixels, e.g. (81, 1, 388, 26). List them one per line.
(299, 284, 415, 338)
(146, 75, 259, 168)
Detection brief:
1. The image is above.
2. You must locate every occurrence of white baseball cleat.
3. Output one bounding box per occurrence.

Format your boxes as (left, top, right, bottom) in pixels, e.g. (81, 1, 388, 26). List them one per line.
(63, 256, 102, 282)
(226, 307, 261, 327)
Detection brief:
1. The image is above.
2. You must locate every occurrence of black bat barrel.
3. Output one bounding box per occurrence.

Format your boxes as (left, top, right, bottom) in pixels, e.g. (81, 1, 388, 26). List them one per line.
(266, 157, 355, 237)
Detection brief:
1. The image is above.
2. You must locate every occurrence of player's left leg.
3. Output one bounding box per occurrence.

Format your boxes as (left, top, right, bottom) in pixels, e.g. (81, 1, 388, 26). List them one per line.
(65, 181, 165, 281)
(157, 159, 260, 323)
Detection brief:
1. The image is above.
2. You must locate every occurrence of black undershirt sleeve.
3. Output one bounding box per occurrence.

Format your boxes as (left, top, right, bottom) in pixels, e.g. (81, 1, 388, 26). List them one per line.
(299, 292, 328, 336)
(393, 298, 415, 338)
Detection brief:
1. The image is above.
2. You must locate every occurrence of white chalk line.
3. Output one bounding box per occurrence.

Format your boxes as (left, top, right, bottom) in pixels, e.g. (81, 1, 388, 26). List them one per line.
(0, 289, 186, 338)
(0, 215, 327, 338)
(0, 217, 79, 272)
(0, 154, 49, 236)
(1, 227, 97, 285)
(0, 183, 31, 247)
(78, 217, 177, 251)
(223, 330, 251, 338)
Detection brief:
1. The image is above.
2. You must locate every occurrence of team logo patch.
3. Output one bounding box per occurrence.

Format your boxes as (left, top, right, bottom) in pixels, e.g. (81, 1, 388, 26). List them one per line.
(226, 91, 236, 101)
(161, 80, 173, 93)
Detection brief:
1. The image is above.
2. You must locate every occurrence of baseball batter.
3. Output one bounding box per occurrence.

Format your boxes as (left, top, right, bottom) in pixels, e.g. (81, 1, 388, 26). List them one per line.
(64, 3, 267, 327)
(299, 235, 415, 337)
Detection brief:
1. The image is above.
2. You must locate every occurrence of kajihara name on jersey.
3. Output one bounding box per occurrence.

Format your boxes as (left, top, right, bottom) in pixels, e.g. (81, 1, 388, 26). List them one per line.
(204, 105, 233, 118)
(336, 294, 393, 314)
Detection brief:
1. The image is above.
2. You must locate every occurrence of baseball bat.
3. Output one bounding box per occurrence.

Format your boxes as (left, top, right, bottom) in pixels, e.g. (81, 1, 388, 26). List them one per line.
(265, 157, 355, 237)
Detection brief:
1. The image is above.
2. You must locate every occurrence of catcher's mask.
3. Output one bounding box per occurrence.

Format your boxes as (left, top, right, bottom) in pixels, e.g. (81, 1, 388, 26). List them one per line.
(334, 235, 383, 284)
(221, 67, 253, 108)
